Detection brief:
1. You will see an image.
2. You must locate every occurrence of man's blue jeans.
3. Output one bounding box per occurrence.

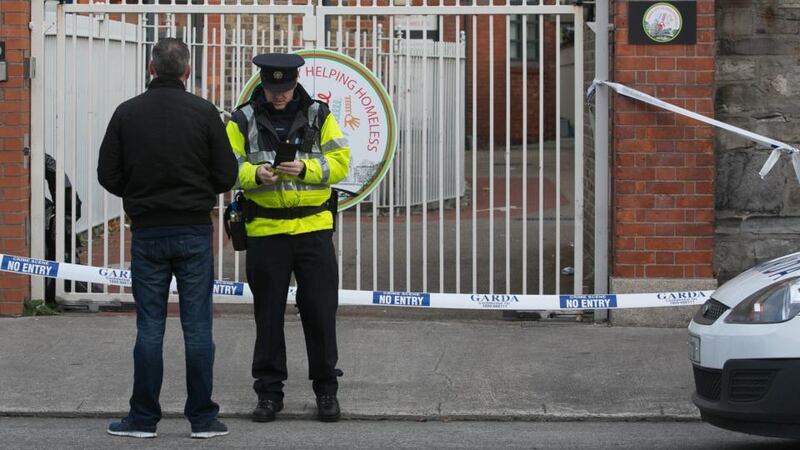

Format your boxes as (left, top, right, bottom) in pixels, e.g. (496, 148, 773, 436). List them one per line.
(126, 225, 219, 431)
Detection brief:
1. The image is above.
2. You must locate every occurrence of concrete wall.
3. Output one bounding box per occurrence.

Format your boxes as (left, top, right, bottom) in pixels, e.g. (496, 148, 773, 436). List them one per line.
(714, 0, 800, 283)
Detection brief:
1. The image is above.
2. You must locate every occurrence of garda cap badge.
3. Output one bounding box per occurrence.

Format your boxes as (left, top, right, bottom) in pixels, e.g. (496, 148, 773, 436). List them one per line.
(273, 71, 283, 80)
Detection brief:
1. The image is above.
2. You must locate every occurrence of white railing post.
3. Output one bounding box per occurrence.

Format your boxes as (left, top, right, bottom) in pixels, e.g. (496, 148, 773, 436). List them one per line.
(30, 0, 47, 300)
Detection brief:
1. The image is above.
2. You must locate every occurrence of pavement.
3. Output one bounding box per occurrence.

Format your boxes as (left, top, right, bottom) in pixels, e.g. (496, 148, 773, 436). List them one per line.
(0, 308, 700, 422)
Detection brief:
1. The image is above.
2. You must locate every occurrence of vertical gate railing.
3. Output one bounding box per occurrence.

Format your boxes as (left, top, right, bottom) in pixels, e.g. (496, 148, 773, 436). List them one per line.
(34, 0, 585, 308)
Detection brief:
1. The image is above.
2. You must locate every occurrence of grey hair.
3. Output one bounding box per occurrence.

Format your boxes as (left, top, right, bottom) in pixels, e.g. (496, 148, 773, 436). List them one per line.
(151, 38, 190, 80)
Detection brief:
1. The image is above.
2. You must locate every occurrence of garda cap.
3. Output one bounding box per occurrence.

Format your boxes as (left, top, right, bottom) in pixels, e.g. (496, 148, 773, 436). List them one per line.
(253, 53, 305, 92)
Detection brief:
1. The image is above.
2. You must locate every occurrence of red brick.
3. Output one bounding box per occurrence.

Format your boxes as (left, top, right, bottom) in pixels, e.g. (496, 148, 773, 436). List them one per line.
(646, 127, 685, 140)
(615, 183, 638, 195)
(617, 167, 656, 180)
(646, 71, 687, 84)
(644, 210, 686, 222)
(675, 252, 713, 265)
(615, 237, 636, 251)
(614, 265, 636, 278)
(697, 1, 715, 14)
(616, 112, 657, 126)
(616, 209, 637, 222)
(647, 182, 685, 194)
(656, 85, 675, 100)
(0, 139, 24, 153)
(0, 212, 26, 225)
(654, 141, 677, 152)
(654, 224, 676, 236)
(653, 196, 674, 209)
(616, 154, 639, 167)
(654, 167, 676, 179)
(693, 265, 715, 278)
(646, 237, 685, 250)
(694, 44, 715, 57)
(0, 276, 28, 289)
(689, 238, 714, 251)
(676, 196, 713, 209)
(2, 13, 29, 26)
(616, 251, 656, 265)
(0, 2, 30, 13)
(617, 140, 655, 153)
(692, 210, 715, 223)
(656, 252, 675, 265)
(1, 238, 27, 253)
(656, 58, 676, 71)
(647, 154, 686, 167)
(616, 223, 656, 236)
(676, 140, 713, 152)
(616, 195, 655, 209)
(674, 167, 713, 181)
(617, 57, 655, 70)
(694, 181, 714, 194)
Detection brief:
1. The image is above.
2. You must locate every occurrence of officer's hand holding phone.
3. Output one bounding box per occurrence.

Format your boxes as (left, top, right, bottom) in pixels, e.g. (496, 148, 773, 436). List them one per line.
(256, 164, 278, 185)
(274, 160, 305, 177)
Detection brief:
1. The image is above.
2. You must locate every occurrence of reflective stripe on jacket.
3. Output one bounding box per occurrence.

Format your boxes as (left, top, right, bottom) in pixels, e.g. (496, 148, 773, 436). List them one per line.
(226, 87, 350, 236)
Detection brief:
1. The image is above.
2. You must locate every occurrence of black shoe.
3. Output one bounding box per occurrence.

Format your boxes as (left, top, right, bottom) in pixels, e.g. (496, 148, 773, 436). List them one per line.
(252, 399, 283, 423)
(316, 395, 340, 422)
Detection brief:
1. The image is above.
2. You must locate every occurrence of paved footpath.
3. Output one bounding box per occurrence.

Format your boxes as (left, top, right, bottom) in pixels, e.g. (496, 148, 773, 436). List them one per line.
(0, 313, 698, 421)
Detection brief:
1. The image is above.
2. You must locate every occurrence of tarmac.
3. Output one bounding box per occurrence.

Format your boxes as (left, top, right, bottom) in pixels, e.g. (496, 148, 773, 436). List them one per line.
(0, 308, 700, 422)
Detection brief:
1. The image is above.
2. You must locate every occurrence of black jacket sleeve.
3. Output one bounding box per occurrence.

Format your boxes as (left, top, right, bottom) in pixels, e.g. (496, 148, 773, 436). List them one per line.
(207, 107, 238, 194)
(97, 108, 126, 197)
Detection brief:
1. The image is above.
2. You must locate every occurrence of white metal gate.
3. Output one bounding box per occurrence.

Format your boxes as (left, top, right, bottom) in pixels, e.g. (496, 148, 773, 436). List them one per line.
(31, 0, 584, 306)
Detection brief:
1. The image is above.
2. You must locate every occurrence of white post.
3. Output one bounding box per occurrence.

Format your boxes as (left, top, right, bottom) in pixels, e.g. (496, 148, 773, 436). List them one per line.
(30, 0, 47, 300)
(595, 0, 609, 296)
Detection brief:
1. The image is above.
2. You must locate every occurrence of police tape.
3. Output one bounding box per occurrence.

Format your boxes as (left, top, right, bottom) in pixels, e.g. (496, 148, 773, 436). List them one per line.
(0, 253, 713, 310)
(587, 79, 800, 183)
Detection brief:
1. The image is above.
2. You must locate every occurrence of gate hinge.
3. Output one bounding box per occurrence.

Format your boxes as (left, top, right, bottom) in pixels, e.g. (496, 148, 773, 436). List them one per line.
(24, 57, 35, 79)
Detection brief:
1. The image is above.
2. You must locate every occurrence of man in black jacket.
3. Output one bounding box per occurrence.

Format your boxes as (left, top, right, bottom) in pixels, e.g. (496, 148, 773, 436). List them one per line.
(97, 38, 237, 440)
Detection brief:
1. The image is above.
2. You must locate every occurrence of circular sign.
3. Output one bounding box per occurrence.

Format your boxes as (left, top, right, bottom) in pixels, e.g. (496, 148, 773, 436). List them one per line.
(643, 2, 683, 43)
(237, 50, 397, 212)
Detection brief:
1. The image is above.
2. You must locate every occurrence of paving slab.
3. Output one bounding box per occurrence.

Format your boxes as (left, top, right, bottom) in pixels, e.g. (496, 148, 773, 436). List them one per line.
(0, 314, 699, 421)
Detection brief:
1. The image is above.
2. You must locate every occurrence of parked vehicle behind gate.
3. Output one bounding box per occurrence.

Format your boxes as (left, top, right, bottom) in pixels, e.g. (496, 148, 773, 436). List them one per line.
(689, 252, 800, 439)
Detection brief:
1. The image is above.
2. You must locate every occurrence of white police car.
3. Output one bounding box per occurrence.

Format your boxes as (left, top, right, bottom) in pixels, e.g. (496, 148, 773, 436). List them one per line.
(689, 252, 800, 439)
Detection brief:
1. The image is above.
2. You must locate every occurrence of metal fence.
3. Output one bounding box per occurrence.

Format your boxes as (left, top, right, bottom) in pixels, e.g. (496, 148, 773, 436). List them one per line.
(31, 0, 585, 306)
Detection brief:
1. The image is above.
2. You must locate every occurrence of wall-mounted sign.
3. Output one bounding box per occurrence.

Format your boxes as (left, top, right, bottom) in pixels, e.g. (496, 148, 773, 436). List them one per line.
(237, 50, 397, 212)
(394, 15, 438, 32)
(628, 1, 696, 45)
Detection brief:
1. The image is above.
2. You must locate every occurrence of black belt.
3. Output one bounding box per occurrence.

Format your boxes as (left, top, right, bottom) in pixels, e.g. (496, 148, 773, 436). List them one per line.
(244, 199, 330, 221)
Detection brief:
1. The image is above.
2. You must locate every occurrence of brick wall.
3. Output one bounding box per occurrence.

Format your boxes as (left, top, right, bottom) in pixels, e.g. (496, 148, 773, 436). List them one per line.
(465, 16, 557, 146)
(612, 0, 716, 280)
(0, 1, 32, 315)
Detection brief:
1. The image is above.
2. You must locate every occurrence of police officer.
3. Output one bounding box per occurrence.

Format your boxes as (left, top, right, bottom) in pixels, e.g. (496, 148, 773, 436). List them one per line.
(226, 53, 350, 423)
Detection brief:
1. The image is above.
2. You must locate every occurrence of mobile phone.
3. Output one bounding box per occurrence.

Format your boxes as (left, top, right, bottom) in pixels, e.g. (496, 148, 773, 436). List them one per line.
(273, 142, 299, 168)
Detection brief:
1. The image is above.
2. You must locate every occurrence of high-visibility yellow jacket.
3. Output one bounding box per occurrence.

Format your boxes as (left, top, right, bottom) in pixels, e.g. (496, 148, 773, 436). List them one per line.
(226, 84, 350, 236)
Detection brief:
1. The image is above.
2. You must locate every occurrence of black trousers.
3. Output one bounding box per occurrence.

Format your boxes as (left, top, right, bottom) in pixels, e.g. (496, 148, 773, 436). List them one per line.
(246, 230, 339, 401)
